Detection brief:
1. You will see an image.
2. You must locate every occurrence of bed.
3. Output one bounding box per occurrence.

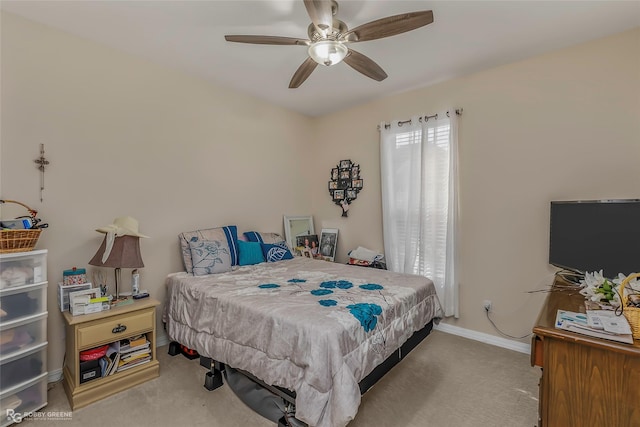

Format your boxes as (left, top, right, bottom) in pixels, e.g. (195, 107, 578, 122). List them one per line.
(163, 256, 443, 427)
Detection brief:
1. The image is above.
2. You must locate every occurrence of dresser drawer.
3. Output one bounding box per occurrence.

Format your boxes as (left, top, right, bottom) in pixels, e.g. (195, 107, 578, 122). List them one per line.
(77, 309, 153, 349)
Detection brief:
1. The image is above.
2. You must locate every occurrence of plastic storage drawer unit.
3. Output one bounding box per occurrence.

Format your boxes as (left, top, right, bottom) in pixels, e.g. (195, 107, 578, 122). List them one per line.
(0, 249, 48, 427)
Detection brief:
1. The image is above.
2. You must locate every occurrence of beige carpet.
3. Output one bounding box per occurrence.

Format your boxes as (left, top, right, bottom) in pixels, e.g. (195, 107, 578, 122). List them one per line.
(36, 331, 539, 426)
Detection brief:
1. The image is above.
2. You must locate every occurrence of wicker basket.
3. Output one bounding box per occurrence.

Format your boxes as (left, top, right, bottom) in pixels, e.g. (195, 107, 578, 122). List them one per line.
(620, 272, 640, 340)
(0, 200, 42, 254)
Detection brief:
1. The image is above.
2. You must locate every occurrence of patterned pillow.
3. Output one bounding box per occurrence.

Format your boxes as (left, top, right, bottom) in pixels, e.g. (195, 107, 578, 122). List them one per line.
(237, 240, 265, 266)
(261, 242, 294, 263)
(189, 240, 232, 276)
(244, 231, 285, 244)
(179, 225, 239, 273)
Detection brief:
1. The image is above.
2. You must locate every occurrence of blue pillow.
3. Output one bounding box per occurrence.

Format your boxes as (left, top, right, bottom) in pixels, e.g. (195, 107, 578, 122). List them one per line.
(244, 231, 264, 243)
(237, 240, 265, 266)
(261, 242, 294, 263)
(244, 231, 285, 244)
(189, 240, 232, 276)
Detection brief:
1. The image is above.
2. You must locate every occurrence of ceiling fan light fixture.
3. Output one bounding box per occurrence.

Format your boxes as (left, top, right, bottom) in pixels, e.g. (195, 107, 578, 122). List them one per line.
(308, 40, 348, 66)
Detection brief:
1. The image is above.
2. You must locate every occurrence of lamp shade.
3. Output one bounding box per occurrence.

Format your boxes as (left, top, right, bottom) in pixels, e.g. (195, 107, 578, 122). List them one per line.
(89, 235, 144, 268)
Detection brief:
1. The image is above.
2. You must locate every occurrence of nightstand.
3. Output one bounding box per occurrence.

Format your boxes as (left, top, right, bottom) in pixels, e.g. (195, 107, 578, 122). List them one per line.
(62, 298, 160, 410)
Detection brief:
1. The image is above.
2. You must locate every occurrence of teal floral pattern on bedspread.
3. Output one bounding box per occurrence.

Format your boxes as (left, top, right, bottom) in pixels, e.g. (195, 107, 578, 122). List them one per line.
(255, 275, 389, 334)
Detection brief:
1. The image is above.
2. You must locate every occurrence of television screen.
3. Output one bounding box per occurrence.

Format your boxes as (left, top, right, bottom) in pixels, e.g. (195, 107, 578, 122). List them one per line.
(549, 199, 640, 279)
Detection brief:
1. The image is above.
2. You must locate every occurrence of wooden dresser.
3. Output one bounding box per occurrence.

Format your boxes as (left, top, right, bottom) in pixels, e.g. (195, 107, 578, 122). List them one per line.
(531, 278, 640, 427)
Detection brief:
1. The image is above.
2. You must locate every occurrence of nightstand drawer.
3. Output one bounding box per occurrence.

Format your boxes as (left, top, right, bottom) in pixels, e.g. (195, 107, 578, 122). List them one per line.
(77, 309, 153, 349)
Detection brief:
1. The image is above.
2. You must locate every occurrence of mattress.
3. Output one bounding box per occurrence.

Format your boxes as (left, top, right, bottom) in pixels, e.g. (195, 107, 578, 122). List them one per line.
(163, 257, 443, 427)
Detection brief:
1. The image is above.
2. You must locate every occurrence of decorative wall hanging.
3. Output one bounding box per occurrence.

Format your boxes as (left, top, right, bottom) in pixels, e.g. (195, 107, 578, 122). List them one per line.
(328, 159, 363, 217)
(33, 144, 50, 202)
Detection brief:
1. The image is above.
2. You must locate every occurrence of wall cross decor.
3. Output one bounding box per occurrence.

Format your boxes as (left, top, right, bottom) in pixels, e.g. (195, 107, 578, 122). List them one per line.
(33, 144, 50, 202)
(328, 159, 363, 217)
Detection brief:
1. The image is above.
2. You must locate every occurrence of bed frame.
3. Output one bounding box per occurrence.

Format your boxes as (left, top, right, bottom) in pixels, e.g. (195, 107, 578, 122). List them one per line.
(168, 319, 435, 426)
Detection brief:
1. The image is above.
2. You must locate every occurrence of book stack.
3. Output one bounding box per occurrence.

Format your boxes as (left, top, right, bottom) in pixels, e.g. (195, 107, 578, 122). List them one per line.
(99, 342, 121, 377)
(117, 335, 152, 372)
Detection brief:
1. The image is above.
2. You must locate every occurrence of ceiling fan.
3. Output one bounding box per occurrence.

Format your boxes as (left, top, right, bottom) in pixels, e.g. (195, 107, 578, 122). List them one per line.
(225, 0, 434, 88)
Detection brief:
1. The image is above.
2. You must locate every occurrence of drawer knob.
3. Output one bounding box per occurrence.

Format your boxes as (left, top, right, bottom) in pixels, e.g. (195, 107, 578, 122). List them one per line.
(112, 324, 127, 334)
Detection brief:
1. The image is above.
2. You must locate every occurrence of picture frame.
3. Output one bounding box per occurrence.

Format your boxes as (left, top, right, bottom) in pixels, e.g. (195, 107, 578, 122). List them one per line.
(319, 228, 339, 262)
(295, 234, 320, 258)
(333, 190, 345, 200)
(346, 189, 357, 199)
(339, 160, 351, 169)
(352, 179, 363, 189)
(283, 215, 315, 253)
(351, 166, 359, 179)
(329, 181, 338, 190)
(340, 169, 351, 180)
(331, 168, 339, 180)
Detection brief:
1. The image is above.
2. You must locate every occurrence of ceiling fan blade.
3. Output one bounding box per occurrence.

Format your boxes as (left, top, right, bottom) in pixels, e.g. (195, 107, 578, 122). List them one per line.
(343, 11, 433, 42)
(343, 49, 388, 82)
(225, 35, 310, 46)
(289, 57, 319, 88)
(304, 0, 333, 37)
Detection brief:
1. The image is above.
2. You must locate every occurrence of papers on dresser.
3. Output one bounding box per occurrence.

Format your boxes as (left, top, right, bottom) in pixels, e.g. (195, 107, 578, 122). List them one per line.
(555, 309, 633, 344)
(586, 310, 633, 335)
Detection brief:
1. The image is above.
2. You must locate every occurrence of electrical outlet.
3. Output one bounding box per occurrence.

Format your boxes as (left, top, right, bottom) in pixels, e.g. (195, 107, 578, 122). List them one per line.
(483, 300, 492, 312)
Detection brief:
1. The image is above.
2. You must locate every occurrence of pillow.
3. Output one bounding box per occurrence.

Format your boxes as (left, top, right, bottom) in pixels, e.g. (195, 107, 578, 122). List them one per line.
(237, 240, 265, 266)
(261, 242, 294, 263)
(179, 225, 239, 273)
(244, 231, 285, 244)
(189, 240, 232, 276)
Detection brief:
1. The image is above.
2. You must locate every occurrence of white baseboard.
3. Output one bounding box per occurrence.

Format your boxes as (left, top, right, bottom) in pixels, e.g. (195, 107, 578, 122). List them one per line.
(48, 368, 63, 383)
(434, 322, 531, 354)
(156, 331, 169, 347)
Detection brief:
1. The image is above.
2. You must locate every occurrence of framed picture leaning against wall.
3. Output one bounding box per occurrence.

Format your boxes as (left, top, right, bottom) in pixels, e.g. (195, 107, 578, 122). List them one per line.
(320, 228, 339, 262)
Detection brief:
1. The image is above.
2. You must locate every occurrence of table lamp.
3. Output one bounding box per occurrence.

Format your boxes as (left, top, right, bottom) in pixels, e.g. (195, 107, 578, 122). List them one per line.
(88, 216, 147, 301)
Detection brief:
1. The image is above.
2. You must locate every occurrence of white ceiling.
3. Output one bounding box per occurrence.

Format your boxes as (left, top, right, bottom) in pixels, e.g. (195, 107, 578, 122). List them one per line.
(2, 1, 639, 117)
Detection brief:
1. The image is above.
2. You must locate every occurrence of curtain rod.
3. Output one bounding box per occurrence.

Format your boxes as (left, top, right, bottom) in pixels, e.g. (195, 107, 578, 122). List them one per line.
(378, 108, 463, 131)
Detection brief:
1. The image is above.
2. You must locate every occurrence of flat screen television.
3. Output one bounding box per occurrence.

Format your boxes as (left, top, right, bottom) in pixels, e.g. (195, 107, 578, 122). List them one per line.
(549, 199, 640, 279)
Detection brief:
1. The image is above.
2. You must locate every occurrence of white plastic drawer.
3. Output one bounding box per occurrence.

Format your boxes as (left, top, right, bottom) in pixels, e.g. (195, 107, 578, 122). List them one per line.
(0, 373, 47, 422)
(0, 342, 47, 391)
(0, 283, 46, 323)
(0, 250, 47, 290)
(0, 313, 47, 357)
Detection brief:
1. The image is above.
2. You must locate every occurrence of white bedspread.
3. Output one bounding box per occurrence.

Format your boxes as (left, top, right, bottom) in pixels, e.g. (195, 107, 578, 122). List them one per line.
(163, 257, 443, 427)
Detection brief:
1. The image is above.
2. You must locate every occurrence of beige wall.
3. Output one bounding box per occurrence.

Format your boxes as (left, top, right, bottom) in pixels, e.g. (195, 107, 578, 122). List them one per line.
(2, 10, 639, 376)
(1, 13, 313, 373)
(311, 28, 640, 338)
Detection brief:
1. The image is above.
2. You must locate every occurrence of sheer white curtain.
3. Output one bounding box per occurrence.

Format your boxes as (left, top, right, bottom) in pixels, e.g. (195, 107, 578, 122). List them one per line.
(380, 112, 459, 317)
